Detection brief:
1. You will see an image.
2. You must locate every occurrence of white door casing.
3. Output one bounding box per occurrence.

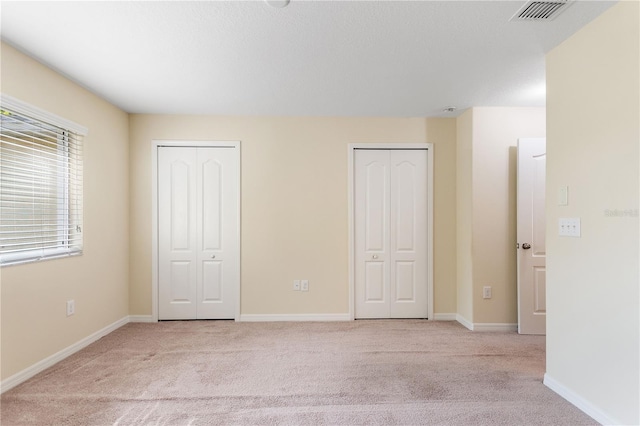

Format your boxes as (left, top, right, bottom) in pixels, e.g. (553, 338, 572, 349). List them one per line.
(155, 141, 240, 321)
(517, 138, 546, 335)
(353, 147, 431, 319)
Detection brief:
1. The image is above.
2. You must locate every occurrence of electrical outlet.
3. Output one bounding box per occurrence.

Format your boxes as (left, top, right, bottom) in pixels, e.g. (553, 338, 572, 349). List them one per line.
(482, 287, 492, 299)
(301, 280, 309, 292)
(66, 299, 75, 316)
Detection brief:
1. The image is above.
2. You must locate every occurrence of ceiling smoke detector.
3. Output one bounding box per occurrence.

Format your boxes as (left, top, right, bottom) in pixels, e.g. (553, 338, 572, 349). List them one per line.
(443, 106, 457, 113)
(265, 0, 290, 8)
(511, 0, 572, 21)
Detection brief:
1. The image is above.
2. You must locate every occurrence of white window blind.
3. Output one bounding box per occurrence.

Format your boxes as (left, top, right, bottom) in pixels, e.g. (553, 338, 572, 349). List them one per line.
(0, 96, 85, 266)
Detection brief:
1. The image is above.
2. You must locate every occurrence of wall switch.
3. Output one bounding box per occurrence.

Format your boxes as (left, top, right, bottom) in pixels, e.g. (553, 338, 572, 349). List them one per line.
(293, 280, 301, 291)
(558, 186, 568, 206)
(483, 287, 492, 299)
(66, 299, 75, 316)
(301, 280, 309, 292)
(559, 217, 581, 237)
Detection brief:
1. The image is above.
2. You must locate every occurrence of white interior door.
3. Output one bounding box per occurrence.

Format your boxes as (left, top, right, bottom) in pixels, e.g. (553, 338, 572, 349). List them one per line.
(517, 138, 546, 335)
(158, 146, 239, 320)
(354, 149, 428, 319)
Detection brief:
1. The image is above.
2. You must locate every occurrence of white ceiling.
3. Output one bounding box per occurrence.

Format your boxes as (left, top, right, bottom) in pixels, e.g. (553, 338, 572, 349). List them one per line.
(1, 1, 614, 117)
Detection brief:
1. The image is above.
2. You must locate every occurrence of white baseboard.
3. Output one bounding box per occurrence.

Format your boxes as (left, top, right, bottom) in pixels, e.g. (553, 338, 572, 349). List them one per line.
(128, 315, 156, 323)
(456, 314, 474, 330)
(454, 315, 516, 332)
(433, 313, 457, 321)
(472, 323, 518, 332)
(1, 316, 129, 394)
(544, 373, 619, 425)
(239, 313, 350, 322)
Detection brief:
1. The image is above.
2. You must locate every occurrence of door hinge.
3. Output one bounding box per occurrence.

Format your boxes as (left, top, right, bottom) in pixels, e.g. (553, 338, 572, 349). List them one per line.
(516, 243, 520, 249)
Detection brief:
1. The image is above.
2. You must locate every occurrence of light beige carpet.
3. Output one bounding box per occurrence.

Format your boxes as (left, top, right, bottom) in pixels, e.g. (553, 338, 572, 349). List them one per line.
(1, 320, 596, 425)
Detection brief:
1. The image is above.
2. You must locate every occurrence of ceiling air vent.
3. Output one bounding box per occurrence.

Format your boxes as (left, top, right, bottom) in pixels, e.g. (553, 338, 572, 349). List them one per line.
(511, 0, 571, 21)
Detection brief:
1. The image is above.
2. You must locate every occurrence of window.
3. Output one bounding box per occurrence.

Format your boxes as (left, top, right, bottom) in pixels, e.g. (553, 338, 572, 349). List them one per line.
(0, 95, 86, 266)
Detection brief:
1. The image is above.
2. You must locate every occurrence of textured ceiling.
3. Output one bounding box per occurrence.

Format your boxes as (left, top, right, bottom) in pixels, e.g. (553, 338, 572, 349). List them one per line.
(0, 1, 615, 117)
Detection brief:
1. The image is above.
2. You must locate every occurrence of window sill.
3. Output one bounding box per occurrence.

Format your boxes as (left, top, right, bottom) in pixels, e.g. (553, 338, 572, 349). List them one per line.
(0, 248, 82, 267)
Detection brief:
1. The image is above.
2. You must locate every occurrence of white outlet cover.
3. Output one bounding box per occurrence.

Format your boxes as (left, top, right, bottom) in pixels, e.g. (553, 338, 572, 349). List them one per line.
(482, 286, 492, 299)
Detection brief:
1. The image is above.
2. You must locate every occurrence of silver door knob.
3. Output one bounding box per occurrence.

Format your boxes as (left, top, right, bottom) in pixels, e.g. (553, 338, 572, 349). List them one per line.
(373, 255, 378, 259)
(211, 255, 216, 259)
(522, 243, 531, 250)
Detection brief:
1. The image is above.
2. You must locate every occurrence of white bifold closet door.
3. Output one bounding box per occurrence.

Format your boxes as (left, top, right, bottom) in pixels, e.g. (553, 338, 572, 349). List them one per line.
(355, 149, 428, 319)
(158, 146, 239, 320)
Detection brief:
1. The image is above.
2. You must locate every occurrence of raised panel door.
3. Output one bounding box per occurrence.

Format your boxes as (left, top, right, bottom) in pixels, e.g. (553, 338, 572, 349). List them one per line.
(158, 148, 198, 319)
(158, 145, 239, 320)
(196, 148, 238, 319)
(517, 138, 546, 334)
(355, 150, 390, 318)
(355, 149, 428, 319)
(389, 150, 428, 318)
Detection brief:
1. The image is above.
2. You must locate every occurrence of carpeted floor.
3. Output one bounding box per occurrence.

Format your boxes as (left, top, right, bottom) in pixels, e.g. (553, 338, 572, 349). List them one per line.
(1, 320, 596, 425)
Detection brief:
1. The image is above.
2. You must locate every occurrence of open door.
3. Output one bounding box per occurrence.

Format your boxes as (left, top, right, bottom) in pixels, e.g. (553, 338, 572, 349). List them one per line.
(517, 138, 546, 335)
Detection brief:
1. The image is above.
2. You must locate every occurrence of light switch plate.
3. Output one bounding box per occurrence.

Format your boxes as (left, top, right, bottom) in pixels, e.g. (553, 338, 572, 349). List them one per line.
(558, 186, 568, 206)
(559, 217, 581, 237)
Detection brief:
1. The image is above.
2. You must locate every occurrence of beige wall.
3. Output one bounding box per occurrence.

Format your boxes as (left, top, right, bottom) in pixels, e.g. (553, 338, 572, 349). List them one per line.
(455, 109, 473, 323)
(426, 118, 457, 314)
(456, 107, 545, 326)
(129, 115, 458, 316)
(545, 2, 639, 424)
(0, 43, 130, 380)
(471, 107, 545, 324)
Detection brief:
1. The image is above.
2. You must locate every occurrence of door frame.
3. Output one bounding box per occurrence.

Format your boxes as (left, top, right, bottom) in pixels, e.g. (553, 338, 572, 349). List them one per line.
(347, 143, 434, 320)
(151, 140, 241, 322)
